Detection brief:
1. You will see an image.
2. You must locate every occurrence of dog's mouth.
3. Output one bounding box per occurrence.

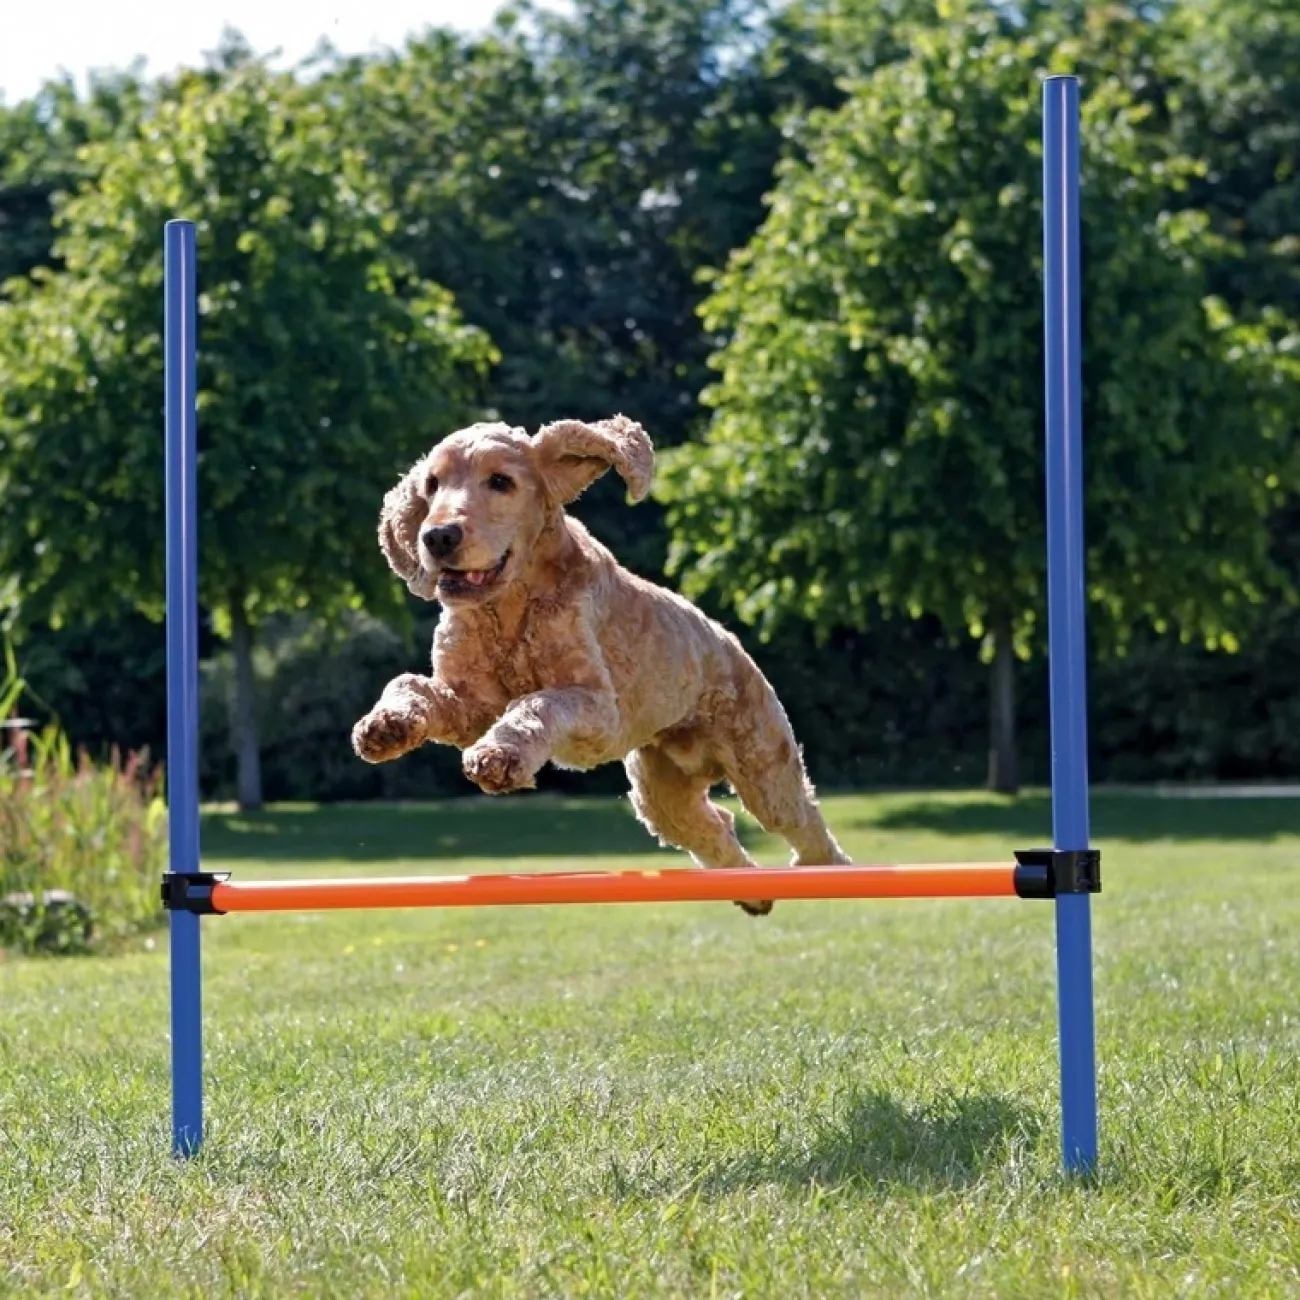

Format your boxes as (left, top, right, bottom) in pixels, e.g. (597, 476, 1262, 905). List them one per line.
(436, 550, 511, 598)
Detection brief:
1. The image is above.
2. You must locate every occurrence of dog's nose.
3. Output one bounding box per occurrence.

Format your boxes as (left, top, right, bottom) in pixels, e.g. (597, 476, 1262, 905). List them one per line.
(421, 523, 463, 560)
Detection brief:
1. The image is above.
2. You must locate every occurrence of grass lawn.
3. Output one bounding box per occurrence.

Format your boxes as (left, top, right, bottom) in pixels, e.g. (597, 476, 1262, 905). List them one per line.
(2, 789, 1299, 1297)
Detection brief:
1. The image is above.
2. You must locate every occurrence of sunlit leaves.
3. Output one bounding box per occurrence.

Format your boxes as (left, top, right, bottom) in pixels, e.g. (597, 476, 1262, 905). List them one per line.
(0, 61, 493, 631)
(657, 7, 1298, 657)
(326, 0, 828, 568)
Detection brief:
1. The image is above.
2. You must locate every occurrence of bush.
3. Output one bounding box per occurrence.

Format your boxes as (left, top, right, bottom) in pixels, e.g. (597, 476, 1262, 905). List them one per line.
(192, 601, 1300, 804)
(14, 580, 1299, 807)
(0, 651, 167, 954)
(195, 606, 1013, 801)
(198, 611, 474, 803)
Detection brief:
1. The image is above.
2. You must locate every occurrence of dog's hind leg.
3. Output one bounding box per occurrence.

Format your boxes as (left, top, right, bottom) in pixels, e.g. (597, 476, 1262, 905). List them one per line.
(625, 743, 773, 916)
(727, 755, 850, 870)
(718, 685, 850, 872)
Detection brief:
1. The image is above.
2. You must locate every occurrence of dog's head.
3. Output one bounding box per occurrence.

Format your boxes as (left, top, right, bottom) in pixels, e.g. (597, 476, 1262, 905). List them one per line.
(378, 415, 654, 605)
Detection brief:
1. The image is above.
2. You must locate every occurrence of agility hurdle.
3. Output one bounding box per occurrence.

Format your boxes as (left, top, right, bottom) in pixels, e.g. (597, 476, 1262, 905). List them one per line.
(161, 76, 1100, 1171)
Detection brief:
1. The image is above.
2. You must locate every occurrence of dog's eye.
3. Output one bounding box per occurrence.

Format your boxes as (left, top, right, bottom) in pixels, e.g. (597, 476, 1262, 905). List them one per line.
(424, 474, 439, 496)
(487, 473, 514, 493)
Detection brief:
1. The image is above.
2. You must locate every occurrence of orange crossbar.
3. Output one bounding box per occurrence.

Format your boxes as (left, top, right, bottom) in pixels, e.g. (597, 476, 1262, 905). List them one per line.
(209, 863, 1015, 913)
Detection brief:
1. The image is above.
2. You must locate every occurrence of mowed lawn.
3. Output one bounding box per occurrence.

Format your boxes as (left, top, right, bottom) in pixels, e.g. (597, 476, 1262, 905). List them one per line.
(2, 790, 1299, 1297)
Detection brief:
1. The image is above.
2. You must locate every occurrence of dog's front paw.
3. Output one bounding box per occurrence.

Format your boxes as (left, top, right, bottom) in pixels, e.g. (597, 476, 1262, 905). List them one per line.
(463, 740, 537, 794)
(352, 708, 420, 764)
(735, 898, 774, 917)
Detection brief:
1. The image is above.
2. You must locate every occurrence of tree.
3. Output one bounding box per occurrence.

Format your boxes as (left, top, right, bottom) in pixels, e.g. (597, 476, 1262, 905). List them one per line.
(655, 6, 1298, 793)
(0, 60, 493, 809)
(0, 71, 150, 288)
(328, 0, 833, 571)
(1164, 0, 1300, 321)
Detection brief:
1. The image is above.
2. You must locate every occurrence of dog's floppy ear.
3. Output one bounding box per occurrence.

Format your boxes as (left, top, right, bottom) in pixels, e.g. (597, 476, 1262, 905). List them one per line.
(379, 462, 437, 598)
(533, 415, 654, 505)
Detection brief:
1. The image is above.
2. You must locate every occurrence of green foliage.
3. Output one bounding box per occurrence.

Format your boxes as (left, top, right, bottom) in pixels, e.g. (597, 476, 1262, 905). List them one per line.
(657, 6, 1298, 661)
(11, 588, 1299, 801)
(337, 0, 789, 434)
(1090, 503, 1300, 781)
(1, 4, 1298, 798)
(0, 647, 167, 954)
(776, 0, 946, 85)
(192, 605, 996, 800)
(1165, 0, 1300, 319)
(7, 604, 171, 753)
(0, 56, 497, 808)
(330, 0, 822, 568)
(0, 71, 150, 287)
(752, 614, 995, 787)
(197, 613, 469, 802)
(0, 58, 493, 633)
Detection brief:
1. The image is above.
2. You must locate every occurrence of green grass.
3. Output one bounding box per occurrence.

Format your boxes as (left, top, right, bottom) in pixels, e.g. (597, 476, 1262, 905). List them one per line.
(2, 789, 1299, 1297)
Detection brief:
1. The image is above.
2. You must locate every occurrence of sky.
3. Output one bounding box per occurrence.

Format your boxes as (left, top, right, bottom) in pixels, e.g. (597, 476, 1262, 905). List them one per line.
(0, 0, 518, 105)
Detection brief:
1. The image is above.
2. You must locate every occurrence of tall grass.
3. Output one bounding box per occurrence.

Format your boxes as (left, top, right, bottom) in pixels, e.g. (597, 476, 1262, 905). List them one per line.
(0, 643, 167, 953)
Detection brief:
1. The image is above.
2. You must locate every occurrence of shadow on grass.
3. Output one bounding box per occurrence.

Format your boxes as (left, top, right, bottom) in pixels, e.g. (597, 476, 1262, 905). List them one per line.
(865, 793, 1299, 844)
(202, 796, 769, 865)
(701, 1090, 1040, 1194)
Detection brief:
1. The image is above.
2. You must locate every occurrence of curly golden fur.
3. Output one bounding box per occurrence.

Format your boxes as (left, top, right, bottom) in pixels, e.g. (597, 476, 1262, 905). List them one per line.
(352, 415, 849, 914)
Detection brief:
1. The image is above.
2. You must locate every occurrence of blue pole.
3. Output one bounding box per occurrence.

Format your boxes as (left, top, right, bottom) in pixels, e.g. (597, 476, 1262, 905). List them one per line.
(165, 219, 204, 1157)
(1042, 77, 1098, 1174)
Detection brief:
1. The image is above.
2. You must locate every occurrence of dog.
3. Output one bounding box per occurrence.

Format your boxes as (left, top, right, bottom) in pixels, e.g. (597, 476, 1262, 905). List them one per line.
(351, 415, 850, 913)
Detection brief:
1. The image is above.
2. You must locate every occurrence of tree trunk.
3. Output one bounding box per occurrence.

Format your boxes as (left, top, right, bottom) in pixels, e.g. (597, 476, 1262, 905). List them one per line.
(987, 615, 1019, 795)
(228, 600, 264, 812)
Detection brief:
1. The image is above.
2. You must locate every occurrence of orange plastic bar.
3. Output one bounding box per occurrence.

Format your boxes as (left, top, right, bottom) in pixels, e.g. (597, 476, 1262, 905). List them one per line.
(209, 863, 1015, 914)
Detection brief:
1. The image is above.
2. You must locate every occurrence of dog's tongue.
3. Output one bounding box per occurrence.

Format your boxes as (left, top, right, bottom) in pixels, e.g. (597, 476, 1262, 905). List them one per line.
(464, 569, 491, 586)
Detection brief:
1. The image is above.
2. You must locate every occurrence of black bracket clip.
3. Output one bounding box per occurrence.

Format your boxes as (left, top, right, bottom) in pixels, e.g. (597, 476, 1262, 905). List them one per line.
(160, 871, 230, 915)
(1013, 848, 1101, 899)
